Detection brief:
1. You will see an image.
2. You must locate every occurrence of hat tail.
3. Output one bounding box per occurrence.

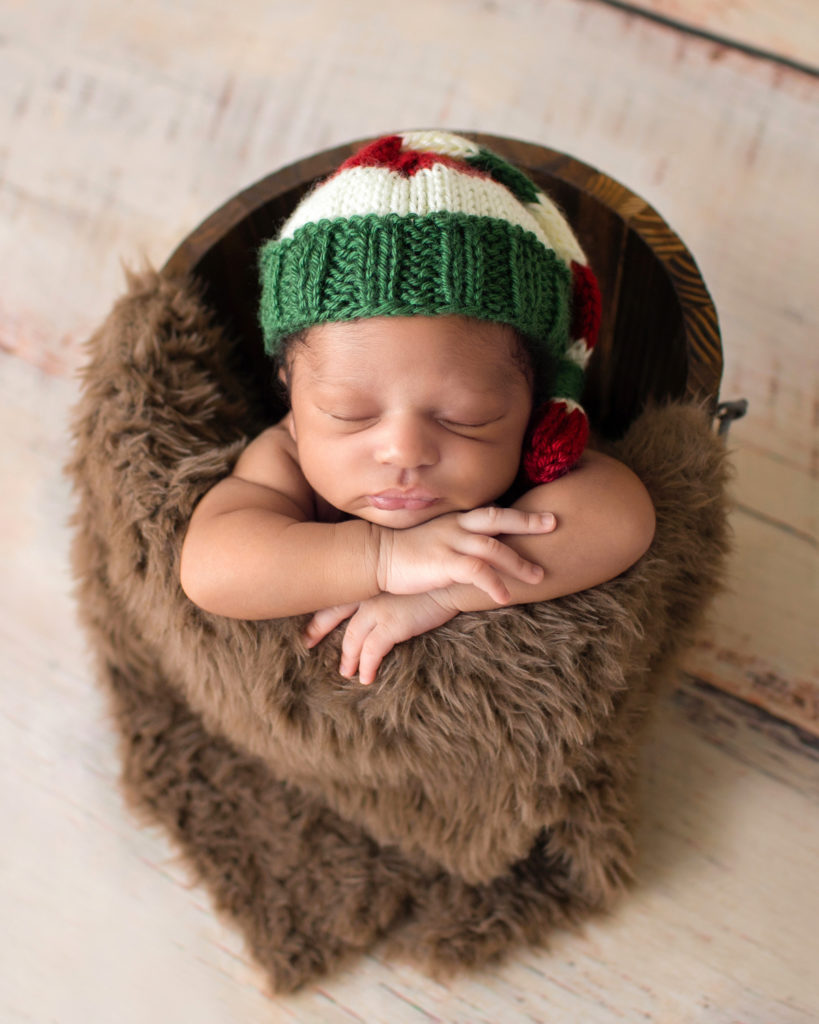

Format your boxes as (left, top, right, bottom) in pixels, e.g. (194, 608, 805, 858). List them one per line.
(522, 254, 602, 484)
(523, 399, 590, 485)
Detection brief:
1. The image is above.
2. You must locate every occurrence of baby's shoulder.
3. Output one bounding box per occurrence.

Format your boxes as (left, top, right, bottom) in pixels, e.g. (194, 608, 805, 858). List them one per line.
(232, 416, 312, 506)
(235, 415, 294, 465)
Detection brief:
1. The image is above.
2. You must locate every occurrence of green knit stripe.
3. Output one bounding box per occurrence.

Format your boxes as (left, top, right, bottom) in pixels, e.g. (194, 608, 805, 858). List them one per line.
(465, 148, 541, 205)
(553, 356, 586, 404)
(259, 212, 571, 356)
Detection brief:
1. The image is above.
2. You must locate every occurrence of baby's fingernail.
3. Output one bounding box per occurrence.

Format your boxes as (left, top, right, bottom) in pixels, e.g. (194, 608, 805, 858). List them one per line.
(539, 513, 555, 527)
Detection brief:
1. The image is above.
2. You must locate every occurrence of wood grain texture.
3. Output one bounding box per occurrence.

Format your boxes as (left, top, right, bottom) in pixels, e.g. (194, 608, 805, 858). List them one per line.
(619, 0, 819, 70)
(1, 0, 817, 1017)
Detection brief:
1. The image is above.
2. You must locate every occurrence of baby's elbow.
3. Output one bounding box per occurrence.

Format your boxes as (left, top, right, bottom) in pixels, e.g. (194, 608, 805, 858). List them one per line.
(179, 533, 220, 614)
(179, 546, 206, 611)
(622, 477, 656, 567)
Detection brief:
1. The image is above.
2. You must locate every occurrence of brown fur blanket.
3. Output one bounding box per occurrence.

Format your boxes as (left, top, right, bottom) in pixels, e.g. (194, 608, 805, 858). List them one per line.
(68, 269, 730, 991)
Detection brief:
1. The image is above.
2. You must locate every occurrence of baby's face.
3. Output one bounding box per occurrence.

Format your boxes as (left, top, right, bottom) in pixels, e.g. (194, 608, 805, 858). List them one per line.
(285, 315, 534, 528)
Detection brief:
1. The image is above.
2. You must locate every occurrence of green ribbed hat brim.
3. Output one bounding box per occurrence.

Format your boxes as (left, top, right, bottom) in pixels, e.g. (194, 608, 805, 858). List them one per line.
(259, 212, 572, 375)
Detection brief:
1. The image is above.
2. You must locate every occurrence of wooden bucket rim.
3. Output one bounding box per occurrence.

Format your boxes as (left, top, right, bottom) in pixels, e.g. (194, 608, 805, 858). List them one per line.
(163, 131, 722, 408)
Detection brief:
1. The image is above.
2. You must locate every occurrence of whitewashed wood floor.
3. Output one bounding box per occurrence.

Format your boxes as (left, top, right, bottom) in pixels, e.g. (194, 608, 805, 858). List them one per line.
(2, 1, 817, 1021)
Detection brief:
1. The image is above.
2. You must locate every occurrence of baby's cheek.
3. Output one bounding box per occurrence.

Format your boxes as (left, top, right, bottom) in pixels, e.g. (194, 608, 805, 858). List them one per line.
(479, 445, 524, 503)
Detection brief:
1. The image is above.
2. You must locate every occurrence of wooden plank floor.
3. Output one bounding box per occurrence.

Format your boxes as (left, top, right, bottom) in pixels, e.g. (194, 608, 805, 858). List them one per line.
(622, 0, 819, 69)
(2, 1, 817, 1020)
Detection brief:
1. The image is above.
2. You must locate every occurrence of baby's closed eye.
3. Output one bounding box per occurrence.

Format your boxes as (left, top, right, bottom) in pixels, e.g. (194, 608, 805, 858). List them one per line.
(329, 411, 379, 423)
(438, 413, 503, 428)
(436, 410, 508, 437)
(319, 407, 380, 428)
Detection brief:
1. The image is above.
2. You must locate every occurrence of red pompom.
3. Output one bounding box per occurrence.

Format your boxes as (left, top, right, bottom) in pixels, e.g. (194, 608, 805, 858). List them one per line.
(522, 401, 589, 485)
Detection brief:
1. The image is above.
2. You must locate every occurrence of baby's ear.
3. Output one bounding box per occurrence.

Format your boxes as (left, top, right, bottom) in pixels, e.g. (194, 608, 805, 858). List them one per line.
(282, 402, 297, 441)
(276, 365, 292, 400)
(274, 366, 294, 426)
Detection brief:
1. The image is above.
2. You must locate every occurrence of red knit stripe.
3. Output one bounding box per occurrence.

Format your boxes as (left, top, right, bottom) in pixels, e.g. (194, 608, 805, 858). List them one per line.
(337, 135, 492, 180)
(570, 261, 602, 348)
(522, 401, 589, 484)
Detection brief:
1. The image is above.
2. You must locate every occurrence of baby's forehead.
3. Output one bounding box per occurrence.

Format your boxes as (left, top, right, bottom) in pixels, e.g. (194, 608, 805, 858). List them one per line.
(296, 315, 525, 380)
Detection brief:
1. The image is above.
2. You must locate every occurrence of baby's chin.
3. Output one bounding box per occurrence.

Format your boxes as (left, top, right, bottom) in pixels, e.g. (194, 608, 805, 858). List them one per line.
(353, 504, 449, 529)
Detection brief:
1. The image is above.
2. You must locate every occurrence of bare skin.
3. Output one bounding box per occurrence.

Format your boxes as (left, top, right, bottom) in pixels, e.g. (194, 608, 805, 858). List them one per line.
(180, 315, 656, 683)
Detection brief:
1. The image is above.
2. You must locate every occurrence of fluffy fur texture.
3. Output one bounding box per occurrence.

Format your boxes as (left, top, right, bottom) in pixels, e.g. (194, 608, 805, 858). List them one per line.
(67, 269, 731, 991)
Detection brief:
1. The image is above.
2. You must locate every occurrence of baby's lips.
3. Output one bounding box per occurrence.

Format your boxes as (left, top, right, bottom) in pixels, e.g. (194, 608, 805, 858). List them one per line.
(367, 491, 439, 511)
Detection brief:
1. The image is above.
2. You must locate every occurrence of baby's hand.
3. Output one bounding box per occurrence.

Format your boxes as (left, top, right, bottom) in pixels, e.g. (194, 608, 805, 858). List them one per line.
(376, 507, 555, 604)
(304, 592, 460, 685)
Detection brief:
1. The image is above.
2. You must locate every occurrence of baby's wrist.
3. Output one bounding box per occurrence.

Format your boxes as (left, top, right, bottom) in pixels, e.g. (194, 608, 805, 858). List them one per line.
(429, 585, 471, 615)
(437, 582, 501, 615)
(369, 522, 393, 594)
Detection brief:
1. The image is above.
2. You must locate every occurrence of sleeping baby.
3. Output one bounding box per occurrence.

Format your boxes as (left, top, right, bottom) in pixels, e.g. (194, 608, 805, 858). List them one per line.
(180, 130, 655, 684)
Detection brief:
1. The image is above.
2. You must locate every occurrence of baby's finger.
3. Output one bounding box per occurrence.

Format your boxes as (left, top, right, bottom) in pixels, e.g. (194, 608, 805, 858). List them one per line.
(338, 642, 361, 680)
(450, 554, 512, 605)
(339, 610, 374, 678)
(304, 603, 358, 648)
(340, 616, 395, 685)
(458, 506, 556, 536)
(457, 534, 545, 587)
(358, 626, 397, 686)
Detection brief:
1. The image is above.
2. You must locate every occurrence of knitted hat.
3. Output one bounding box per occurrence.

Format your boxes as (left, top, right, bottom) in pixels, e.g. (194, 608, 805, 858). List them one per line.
(259, 131, 601, 483)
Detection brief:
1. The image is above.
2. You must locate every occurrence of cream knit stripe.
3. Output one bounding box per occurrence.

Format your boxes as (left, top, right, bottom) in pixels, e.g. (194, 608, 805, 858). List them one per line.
(528, 193, 587, 266)
(550, 397, 584, 414)
(278, 164, 558, 250)
(399, 130, 482, 159)
(565, 338, 593, 368)
(407, 129, 587, 266)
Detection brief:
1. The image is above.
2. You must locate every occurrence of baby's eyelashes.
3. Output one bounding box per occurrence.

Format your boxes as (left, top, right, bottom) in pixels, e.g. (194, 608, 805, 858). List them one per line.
(436, 420, 506, 440)
(328, 411, 379, 422)
(322, 410, 381, 432)
(437, 418, 498, 431)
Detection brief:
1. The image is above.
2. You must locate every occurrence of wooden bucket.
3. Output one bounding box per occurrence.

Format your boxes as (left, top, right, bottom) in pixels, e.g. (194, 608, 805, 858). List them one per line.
(164, 134, 723, 439)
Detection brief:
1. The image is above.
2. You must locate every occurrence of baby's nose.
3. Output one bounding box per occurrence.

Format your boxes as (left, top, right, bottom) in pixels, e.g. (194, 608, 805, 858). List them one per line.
(374, 414, 438, 469)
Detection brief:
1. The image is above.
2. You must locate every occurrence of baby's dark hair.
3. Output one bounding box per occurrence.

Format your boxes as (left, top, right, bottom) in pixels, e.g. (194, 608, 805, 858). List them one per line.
(272, 320, 554, 408)
(273, 327, 308, 400)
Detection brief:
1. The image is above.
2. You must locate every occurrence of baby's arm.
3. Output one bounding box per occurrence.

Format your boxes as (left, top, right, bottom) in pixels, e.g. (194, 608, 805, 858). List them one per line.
(179, 425, 555, 619)
(444, 448, 656, 611)
(180, 427, 381, 618)
(307, 450, 656, 683)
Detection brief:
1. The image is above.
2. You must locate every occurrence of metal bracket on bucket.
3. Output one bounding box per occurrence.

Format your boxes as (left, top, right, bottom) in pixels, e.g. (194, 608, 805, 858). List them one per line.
(715, 399, 749, 437)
